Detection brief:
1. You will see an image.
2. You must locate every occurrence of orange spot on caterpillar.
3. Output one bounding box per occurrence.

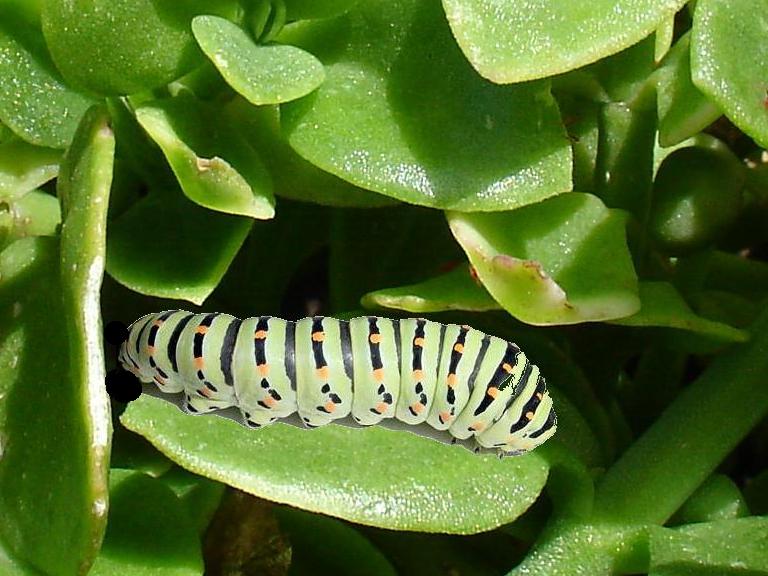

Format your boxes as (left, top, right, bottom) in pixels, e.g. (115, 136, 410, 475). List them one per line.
(254, 330, 267, 340)
(196, 326, 208, 334)
(439, 411, 452, 423)
(413, 337, 425, 347)
(324, 401, 336, 413)
(194, 357, 204, 369)
(525, 411, 535, 420)
(502, 363, 513, 373)
(412, 369, 424, 381)
(446, 373, 457, 388)
(153, 320, 164, 327)
(454, 343, 464, 353)
(487, 387, 499, 398)
(199, 387, 211, 398)
(375, 402, 388, 414)
(470, 421, 485, 432)
(411, 402, 425, 414)
(263, 396, 277, 408)
(146, 345, 155, 355)
(372, 368, 385, 382)
(312, 331, 325, 342)
(257, 363, 269, 376)
(369, 333, 382, 344)
(316, 366, 329, 380)
(536, 392, 543, 400)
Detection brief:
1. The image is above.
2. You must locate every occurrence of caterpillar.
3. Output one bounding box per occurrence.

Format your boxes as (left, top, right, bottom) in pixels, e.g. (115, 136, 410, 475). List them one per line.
(110, 311, 557, 456)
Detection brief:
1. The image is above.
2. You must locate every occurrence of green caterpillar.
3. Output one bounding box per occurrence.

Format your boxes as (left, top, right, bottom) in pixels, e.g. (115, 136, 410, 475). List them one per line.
(116, 311, 556, 456)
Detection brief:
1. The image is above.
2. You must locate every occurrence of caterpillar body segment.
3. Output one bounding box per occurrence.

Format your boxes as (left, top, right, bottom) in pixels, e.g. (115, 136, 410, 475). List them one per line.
(118, 311, 557, 456)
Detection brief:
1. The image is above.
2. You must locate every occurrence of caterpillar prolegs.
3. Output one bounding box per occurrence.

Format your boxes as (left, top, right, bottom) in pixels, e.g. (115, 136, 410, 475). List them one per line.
(114, 311, 557, 456)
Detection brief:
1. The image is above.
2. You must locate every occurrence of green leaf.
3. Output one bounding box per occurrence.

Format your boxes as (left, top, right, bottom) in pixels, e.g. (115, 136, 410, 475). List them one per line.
(594, 101, 657, 217)
(225, 99, 395, 207)
(649, 146, 745, 255)
(509, 523, 648, 576)
(656, 34, 721, 147)
(442, 0, 687, 83)
(280, 0, 572, 211)
(672, 474, 749, 524)
(0, 190, 61, 250)
(284, 0, 359, 20)
(447, 193, 640, 325)
(158, 467, 225, 536)
(89, 469, 204, 576)
(594, 304, 768, 525)
(0, 545, 40, 576)
(0, 139, 60, 201)
(648, 517, 768, 576)
(192, 16, 325, 105)
(121, 394, 550, 534)
(0, 9, 94, 148)
(362, 265, 499, 313)
(106, 187, 253, 305)
(0, 106, 113, 575)
(611, 282, 748, 342)
(276, 507, 397, 576)
(41, 0, 229, 95)
(691, 0, 768, 148)
(135, 95, 275, 219)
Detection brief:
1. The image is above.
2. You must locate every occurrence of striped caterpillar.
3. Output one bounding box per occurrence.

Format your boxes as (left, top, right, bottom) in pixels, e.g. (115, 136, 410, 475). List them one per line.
(112, 311, 557, 456)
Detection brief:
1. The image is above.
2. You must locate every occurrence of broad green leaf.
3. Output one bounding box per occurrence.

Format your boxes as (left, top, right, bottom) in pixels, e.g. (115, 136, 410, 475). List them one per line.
(0, 190, 61, 250)
(656, 34, 721, 147)
(691, 0, 768, 148)
(672, 474, 749, 524)
(655, 15, 675, 62)
(89, 469, 203, 576)
(0, 107, 113, 575)
(121, 395, 550, 534)
(509, 523, 648, 576)
(648, 517, 768, 576)
(41, 0, 236, 95)
(587, 35, 657, 105)
(362, 265, 499, 313)
(192, 16, 325, 105)
(447, 193, 640, 325)
(0, 545, 40, 576)
(611, 282, 748, 342)
(0, 8, 94, 148)
(595, 304, 768, 525)
(284, 0, 359, 20)
(280, 0, 572, 211)
(276, 507, 397, 576)
(442, 0, 688, 83)
(595, 101, 656, 217)
(225, 99, 393, 207)
(556, 96, 600, 192)
(0, 139, 60, 200)
(106, 187, 253, 305)
(135, 95, 275, 219)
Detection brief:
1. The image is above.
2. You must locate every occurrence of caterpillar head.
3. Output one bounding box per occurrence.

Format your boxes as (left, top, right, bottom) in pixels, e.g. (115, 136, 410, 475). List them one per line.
(104, 320, 142, 403)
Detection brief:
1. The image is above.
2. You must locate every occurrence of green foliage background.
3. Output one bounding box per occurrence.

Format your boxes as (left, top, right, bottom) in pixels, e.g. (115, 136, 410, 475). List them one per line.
(0, 0, 767, 574)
